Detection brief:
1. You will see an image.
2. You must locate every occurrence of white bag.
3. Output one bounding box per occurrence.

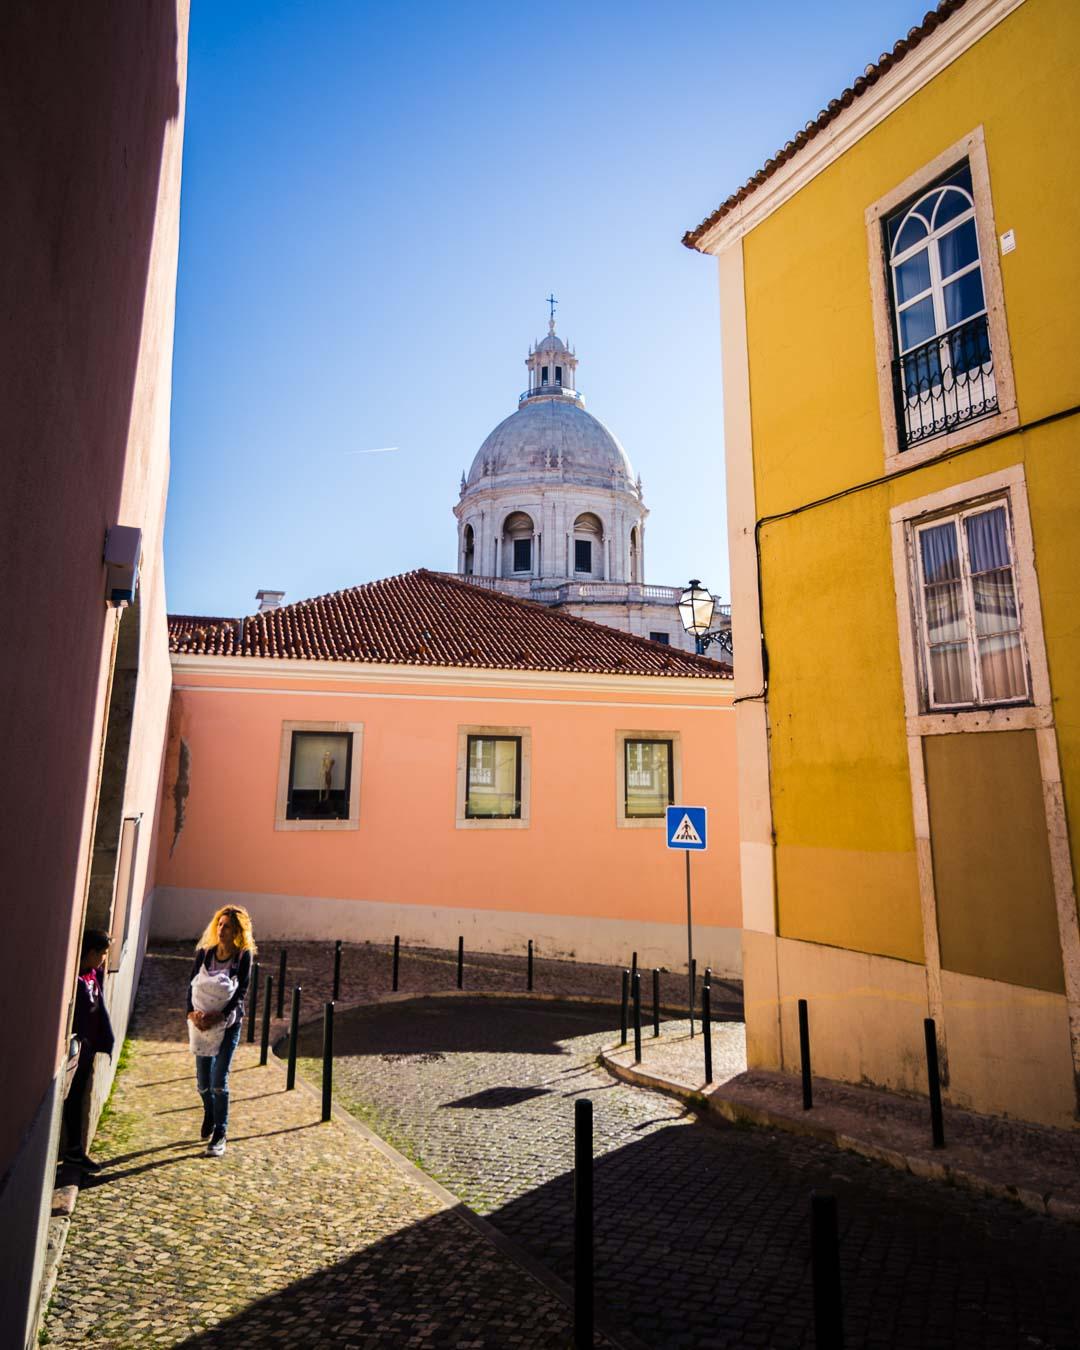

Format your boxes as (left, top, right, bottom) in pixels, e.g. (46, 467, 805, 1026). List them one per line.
(187, 961, 238, 1056)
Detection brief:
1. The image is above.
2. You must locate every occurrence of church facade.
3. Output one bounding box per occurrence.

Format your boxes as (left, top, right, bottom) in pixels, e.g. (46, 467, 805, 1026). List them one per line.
(453, 317, 729, 655)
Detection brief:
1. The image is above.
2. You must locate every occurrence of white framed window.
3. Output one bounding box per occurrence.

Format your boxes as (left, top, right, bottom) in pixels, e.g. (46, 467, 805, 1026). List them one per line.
(886, 160, 996, 451)
(275, 721, 363, 831)
(615, 729, 682, 828)
(891, 467, 1053, 738)
(465, 734, 521, 818)
(889, 163, 984, 358)
(911, 499, 1029, 711)
(866, 127, 1017, 472)
(456, 725, 531, 830)
(108, 815, 141, 971)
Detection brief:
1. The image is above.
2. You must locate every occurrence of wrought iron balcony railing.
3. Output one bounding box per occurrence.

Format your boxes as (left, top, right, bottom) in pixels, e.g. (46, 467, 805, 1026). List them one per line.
(892, 313, 997, 450)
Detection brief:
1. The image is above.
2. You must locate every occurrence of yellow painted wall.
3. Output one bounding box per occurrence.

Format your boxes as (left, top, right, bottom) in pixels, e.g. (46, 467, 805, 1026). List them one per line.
(741, 0, 1080, 959)
(745, 0, 1080, 518)
(761, 494, 923, 961)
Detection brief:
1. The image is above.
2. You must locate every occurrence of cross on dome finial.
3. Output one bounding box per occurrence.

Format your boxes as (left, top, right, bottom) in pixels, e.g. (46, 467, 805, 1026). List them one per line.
(546, 292, 557, 333)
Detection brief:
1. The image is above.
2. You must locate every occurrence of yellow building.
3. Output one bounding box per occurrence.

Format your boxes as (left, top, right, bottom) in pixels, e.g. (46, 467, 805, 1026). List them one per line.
(686, 0, 1080, 1127)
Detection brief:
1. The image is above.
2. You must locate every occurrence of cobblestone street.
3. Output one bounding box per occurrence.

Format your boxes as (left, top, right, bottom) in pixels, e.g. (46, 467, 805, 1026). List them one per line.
(42, 948, 616, 1348)
(299, 996, 1080, 1350)
(44, 943, 1080, 1349)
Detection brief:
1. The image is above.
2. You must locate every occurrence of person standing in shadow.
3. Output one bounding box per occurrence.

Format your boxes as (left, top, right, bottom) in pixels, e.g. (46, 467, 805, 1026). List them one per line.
(62, 928, 115, 1171)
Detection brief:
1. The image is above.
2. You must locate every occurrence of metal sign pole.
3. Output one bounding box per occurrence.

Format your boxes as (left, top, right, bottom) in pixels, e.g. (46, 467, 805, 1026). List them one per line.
(685, 850, 694, 1037)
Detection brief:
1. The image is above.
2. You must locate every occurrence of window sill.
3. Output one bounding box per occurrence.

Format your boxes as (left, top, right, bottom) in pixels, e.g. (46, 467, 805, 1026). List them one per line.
(906, 702, 1049, 738)
(617, 814, 667, 829)
(274, 817, 359, 832)
(456, 815, 529, 830)
(885, 405, 1019, 475)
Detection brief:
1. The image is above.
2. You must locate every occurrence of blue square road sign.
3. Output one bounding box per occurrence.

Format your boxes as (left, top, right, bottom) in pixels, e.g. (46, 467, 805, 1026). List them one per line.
(666, 805, 707, 850)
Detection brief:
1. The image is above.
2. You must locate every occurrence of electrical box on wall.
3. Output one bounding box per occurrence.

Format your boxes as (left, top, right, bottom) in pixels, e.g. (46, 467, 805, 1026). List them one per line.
(104, 525, 142, 606)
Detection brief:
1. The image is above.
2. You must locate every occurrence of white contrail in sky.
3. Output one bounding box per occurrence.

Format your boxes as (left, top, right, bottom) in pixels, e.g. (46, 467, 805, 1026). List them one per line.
(344, 446, 399, 455)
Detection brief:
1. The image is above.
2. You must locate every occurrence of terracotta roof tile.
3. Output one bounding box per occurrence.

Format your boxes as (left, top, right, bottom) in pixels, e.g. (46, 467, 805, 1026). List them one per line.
(683, 0, 968, 251)
(168, 569, 732, 680)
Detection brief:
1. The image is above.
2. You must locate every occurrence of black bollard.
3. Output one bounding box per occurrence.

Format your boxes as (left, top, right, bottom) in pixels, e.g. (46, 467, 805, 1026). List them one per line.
(527, 938, 534, 992)
(810, 1191, 845, 1349)
(631, 949, 638, 984)
(574, 1099, 594, 1350)
(333, 940, 342, 1001)
(689, 957, 697, 1038)
(702, 980, 713, 1083)
(633, 971, 642, 1064)
(799, 998, 813, 1111)
(286, 985, 301, 1090)
(247, 960, 260, 1043)
(392, 934, 400, 992)
(277, 949, 287, 1018)
(321, 1001, 335, 1122)
(259, 974, 273, 1066)
(619, 969, 629, 1046)
(924, 1017, 945, 1148)
(652, 968, 660, 1038)
(457, 935, 464, 989)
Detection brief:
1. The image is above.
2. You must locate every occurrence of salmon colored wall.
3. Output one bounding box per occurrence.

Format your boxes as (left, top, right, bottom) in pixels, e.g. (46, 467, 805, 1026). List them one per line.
(157, 668, 740, 938)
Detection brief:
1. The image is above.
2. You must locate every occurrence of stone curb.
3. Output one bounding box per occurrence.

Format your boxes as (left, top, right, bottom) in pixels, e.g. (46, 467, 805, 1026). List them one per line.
(274, 999, 652, 1350)
(597, 1048, 1080, 1225)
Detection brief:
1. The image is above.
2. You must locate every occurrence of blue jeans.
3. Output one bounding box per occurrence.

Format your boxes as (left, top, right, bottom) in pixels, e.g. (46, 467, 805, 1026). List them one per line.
(195, 1020, 242, 1133)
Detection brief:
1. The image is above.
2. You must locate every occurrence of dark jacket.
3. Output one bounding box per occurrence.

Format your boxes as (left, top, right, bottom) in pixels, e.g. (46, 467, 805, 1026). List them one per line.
(186, 947, 252, 1022)
(73, 966, 115, 1057)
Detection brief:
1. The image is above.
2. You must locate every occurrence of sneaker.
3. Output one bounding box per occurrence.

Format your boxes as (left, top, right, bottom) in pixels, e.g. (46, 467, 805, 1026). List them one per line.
(200, 1103, 214, 1140)
(206, 1129, 226, 1158)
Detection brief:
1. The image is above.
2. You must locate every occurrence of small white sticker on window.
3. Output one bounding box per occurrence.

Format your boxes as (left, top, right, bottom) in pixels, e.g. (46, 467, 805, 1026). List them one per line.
(1000, 229, 1016, 255)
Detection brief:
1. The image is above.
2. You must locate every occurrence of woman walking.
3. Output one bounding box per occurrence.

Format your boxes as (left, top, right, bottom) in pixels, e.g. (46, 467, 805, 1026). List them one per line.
(187, 905, 255, 1157)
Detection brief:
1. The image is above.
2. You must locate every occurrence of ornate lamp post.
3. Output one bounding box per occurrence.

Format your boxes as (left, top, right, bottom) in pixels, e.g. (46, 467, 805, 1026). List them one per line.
(678, 579, 732, 656)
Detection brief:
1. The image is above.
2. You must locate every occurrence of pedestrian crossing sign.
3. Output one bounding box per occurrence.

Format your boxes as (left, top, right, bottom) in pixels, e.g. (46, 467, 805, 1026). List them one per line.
(666, 805, 707, 850)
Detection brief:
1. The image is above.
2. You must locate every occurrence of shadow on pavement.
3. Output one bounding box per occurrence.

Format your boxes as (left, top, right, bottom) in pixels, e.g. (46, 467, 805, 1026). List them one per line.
(170, 1204, 581, 1349)
(442, 1086, 553, 1109)
(293, 997, 623, 1061)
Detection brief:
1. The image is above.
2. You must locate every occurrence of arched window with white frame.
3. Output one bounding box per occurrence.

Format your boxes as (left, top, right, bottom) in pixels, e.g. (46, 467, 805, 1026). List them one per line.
(886, 161, 997, 447)
(573, 511, 604, 578)
(502, 511, 535, 576)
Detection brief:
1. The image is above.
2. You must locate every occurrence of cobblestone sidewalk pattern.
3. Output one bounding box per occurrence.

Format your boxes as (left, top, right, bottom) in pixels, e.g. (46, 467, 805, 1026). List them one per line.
(602, 1028, 1080, 1221)
(42, 948, 617, 1348)
(306, 996, 1080, 1349)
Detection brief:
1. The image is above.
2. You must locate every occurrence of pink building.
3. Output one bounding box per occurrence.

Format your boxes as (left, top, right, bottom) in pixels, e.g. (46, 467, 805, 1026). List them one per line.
(155, 571, 741, 972)
(0, 4, 188, 1341)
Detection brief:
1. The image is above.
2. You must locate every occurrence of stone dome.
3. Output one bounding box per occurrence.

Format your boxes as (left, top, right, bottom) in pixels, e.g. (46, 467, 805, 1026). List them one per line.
(467, 394, 636, 491)
(535, 332, 566, 352)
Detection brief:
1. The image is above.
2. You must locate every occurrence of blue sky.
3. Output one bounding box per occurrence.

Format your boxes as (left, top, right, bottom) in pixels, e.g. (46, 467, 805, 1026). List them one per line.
(168, 0, 928, 617)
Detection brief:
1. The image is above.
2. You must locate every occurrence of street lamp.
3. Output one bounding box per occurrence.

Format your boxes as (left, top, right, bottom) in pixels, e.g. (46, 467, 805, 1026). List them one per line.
(678, 579, 732, 656)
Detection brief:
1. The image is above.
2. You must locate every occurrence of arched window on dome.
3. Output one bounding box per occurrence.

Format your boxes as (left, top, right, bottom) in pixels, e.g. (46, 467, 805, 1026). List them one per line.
(462, 523, 475, 576)
(503, 511, 535, 576)
(629, 526, 641, 584)
(573, 513, 604, 579)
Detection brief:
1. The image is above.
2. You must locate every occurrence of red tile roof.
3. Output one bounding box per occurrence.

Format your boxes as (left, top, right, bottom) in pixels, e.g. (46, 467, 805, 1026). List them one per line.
(167, 615, 238, 644)
(683, 0, 968, 251)
(168, 569, 732, 679)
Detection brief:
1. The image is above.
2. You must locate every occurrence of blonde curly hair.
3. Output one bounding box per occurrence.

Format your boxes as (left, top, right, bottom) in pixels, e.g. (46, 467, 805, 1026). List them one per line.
(197, 904, 258, 957)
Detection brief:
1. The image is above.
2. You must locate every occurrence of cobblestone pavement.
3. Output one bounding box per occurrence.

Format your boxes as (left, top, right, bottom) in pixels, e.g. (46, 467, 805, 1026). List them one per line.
(605, 1031, 1080, 1218)
(42, 949, 618, 1348)
(299, 996, 1080, 1350)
